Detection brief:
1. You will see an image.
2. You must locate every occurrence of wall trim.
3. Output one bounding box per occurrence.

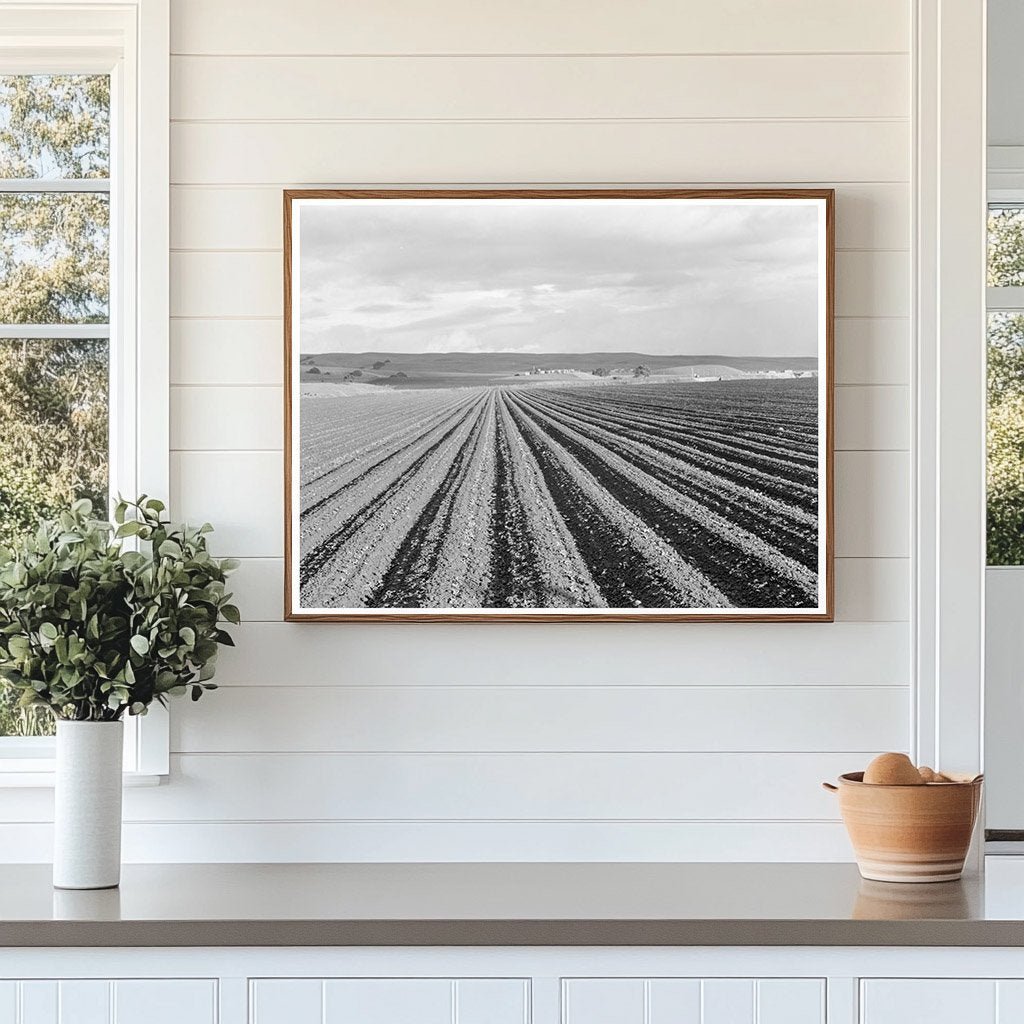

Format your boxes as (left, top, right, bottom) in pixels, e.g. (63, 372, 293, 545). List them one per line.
(913, 0, 987, 776)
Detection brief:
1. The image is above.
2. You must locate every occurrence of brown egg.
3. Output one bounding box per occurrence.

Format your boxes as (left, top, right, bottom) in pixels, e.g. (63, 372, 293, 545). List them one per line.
(917, 766, 938, 783)
(863, 752, 925, 786)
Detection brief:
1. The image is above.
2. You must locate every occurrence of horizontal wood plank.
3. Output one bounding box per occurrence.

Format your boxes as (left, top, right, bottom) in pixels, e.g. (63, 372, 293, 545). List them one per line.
(168, 315, 910, 387)
(172, 448, 908, 559)
(833, 318, 909, 386)
(170, 0, 910, 56)
(170, 121, 909, 186)
(170, 683, 909, 753)
(170, 451, 283, 557)
(834, 385, 909, 451)
(835, 251, 909, 318)
(170, 319, 283, 385)
(0, 820, 856, 862)
(170, 384, 906, 453)
(171, 182, 909, 251)
(171, 385, 281, 450)
(115, 751, 872, 820)
(225, 556, 909, 624)
(834, 451, 910, 557)
(208, 621, 909, 687)
(171, 54, 909, 121)
(170, 249, 908, 319)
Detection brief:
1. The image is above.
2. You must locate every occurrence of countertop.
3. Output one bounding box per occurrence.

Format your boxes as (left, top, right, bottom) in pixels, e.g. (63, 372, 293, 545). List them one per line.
(5, 861, 1024, 947)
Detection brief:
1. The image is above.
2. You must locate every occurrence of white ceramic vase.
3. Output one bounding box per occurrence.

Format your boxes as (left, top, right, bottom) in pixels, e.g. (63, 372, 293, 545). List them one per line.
(53, 720, 124, 890)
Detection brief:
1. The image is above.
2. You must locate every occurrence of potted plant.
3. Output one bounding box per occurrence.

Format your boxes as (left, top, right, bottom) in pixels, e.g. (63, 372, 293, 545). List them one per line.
(0, 497, 239, 889)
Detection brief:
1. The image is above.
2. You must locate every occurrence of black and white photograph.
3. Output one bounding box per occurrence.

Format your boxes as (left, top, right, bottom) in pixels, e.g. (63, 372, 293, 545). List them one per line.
(285, 190, 833, 621)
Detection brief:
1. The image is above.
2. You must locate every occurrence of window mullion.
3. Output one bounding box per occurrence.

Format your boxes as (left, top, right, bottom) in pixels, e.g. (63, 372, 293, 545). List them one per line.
(0, 324, 110, 339)
(0, 178, 110, 193)
(987, 286, 1024, 312)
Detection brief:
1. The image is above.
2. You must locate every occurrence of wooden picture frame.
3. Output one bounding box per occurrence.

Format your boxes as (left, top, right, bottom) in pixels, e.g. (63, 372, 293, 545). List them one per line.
(284, 188, 834, 622)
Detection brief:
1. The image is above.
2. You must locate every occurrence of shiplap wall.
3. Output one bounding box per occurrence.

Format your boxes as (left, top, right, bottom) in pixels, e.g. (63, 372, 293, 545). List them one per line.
(4, 0, 914, 861)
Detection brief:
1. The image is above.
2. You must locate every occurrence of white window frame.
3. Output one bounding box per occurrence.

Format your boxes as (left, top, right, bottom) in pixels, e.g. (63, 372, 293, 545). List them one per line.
(983, 169, 1024, 838)
(914, 0, 987, 817)
(0, 0, 169, 784)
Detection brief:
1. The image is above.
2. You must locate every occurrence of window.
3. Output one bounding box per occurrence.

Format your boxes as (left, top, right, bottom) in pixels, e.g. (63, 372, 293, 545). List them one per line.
(0, 3, 169, 778)
(0, 74, 111, 738)
(986, 205, 1024, 565)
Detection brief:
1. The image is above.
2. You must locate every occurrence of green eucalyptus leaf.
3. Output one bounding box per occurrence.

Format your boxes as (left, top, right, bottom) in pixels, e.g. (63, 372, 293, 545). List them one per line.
(0, 496, 231, 720)
(158, 539, 183, 559)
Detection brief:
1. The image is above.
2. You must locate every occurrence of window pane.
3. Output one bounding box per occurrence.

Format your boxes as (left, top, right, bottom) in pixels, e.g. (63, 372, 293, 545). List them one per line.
(0, 190, 108, 321)
(989, 207, 1024, 288)
(0, 192, 108, 324)
(0, 338, 108, 739)
(988, 312, 1024, 565)
(0, 75, 109, 179)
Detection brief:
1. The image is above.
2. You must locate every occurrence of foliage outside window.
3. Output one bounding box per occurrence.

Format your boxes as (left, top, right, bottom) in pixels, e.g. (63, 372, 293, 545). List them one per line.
(0, 75, 110, 736)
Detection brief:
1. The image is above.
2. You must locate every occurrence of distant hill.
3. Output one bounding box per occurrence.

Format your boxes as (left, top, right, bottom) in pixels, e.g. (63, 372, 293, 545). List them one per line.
(303, 351, 817, 375)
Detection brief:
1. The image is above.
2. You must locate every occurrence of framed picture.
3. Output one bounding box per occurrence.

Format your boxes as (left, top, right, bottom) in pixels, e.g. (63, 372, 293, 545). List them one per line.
(284, 189, 834, 622)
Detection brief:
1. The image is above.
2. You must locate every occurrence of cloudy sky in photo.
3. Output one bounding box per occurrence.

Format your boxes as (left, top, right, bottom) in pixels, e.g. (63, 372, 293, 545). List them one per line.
(297, 199, 821, 357)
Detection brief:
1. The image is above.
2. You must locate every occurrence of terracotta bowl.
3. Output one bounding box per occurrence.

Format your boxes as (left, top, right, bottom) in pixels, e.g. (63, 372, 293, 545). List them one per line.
(823, 772, 983, 883)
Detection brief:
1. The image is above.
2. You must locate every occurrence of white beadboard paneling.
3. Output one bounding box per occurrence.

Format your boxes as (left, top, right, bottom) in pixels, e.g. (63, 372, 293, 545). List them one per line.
(835, 452, 910, 558)
(170, 121, 909, 186)
(834, 558, 909, 621)
(171, 386, 282, 450)
(170, 0, 910, 55)
(60, 980, 110, 1023)
(835, 251, 909, 318)
(834, 319, 909, 386)
(756, 980, 825, 1024)
(648, 980, 702, 1023)
(0, 820, 856, 862)
(226, 556, 910, 624)
(123, 752, 865, 821)
(114, 981, 218, 1024)
(702, 980, 754, 1024)
(563, 980, 643, 1024)
(564, 979, 825, 1024)
(172, 54, 908, 121)
(835, 386, 909, 451)
(456, 981, 529, 1024)
(171, 451, 282, 557)
(860, 981, 996, 1024)
(0, 982, 217, 1024)
(171, 684, 909, 754)
(171, 320, 283, 386)
(250, 980, 322, 1024)
(170, 183, 910, 252)
(20, 982, 57, 1022)
(323, 980, 450, 1024)
(173, 449, 907, 563)
(997, 981, 1024, 1021)
(213, 622, 909, 687)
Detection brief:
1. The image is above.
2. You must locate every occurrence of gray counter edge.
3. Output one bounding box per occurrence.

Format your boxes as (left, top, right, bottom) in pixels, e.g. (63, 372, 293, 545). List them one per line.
(4, 919, 1024, 948)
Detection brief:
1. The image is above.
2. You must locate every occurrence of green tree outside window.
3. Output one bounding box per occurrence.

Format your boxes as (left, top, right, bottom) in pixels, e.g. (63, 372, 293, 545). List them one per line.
(0, 75, 110, 736)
